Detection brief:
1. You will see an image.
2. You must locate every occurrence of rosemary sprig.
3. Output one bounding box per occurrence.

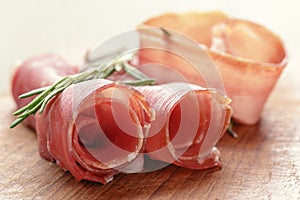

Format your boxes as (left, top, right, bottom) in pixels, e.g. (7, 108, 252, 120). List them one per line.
(10, 53, 154, 128)
(121, 79, 155, 86)
(19, 86, 51, 98)
(227, 120, 238, 139)
(160, 27, 172, 37)
(121, 61, 149, 80)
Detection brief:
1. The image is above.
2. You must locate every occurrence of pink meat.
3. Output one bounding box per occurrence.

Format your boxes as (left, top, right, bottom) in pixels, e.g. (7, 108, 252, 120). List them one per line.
(11, 54, 79, 128)
(11, 55, 151, 184)
(137, 82, 232, 169)
(209, 19, 287, 124)
(11, 54, 232, 182)
(139, 12, 287, 125)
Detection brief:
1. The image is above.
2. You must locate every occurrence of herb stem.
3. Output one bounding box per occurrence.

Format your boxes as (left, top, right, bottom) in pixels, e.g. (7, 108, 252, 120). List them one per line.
(227, 120, 238, 139)
(10, 53, 155, 128)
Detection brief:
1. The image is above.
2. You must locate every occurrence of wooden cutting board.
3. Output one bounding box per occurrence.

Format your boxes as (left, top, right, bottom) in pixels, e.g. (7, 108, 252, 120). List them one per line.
(1, 68, 300, 199)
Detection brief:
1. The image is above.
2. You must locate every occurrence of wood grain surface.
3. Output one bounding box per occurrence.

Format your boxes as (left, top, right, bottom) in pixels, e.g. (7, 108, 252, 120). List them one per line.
(1, 67, 300, 199)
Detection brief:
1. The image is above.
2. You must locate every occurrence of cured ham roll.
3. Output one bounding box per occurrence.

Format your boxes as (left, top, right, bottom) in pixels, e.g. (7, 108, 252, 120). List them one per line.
(139, 11, 288, 124)
(137, 82, 232, 169)
(11, 55, 151, 184)
(11, 54, 78, 129)
(36, 79, 151, 183)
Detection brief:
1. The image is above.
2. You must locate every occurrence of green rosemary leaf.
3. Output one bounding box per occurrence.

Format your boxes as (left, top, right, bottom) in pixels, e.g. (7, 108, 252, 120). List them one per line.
(27, 100, 44, 116)
(227, 121, 238, 139)
(13, 88, 52, 116)
(10, 116, 27, 129)
(160, 27, 172, 37)
(19, 86, 51, 99)
(114, 63, 123, 72)
(39, 85, 69, 114)
(10, 52, 156, 128)
(13, 77, 69, 116)
(101, 66, 116, 79)
(122, 62, 149, 80)
(120, 79, 155, 86)
(13, 97, 41, 116)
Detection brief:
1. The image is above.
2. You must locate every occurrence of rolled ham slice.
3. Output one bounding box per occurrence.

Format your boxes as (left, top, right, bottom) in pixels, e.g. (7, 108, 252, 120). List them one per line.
(139, 11, 287, 124)
(36, 79, 151, 183)
(11, 54, 79, 129)
(11, 55, 151, 184)
(137, 82, 232, 169)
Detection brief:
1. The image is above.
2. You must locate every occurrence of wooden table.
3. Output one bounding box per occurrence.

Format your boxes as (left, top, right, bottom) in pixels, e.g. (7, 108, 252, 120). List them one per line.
(1, 66, 299, 200)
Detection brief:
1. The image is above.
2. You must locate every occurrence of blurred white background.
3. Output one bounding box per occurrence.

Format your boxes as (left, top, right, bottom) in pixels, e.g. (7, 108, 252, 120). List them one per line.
(1, 0, 299, 93)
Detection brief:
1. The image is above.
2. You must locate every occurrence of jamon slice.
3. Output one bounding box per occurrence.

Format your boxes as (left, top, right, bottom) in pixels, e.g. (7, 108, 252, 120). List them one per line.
(139, 11, 287, 124)
(11, 54, 78, 129)
(11, 55, 151, 184)
(137, 82, 232, 169)
(36, 79, 151, 183)
(139, 11, 228, 47)
(209, 19, 287, 124)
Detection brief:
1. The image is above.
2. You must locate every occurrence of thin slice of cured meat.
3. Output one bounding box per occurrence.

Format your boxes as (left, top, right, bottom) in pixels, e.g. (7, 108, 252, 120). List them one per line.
(139, 11, 287, 125)
(138, 11, 228, 47)
(136, 82, 232, 169)
(209, 18, 287, 124)
(11, 55, 151, 184)
(36, 79, 151, 183)
(11, 54, 79, 129)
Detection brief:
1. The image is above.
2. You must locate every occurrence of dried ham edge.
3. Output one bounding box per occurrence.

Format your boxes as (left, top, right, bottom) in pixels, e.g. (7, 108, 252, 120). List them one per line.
(11, 55, 152, 184)
(11, 54, 79, 129)
(139, 11, 288, 125)
(136, 82, 232, 169)
(36, 79, 152, 184)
